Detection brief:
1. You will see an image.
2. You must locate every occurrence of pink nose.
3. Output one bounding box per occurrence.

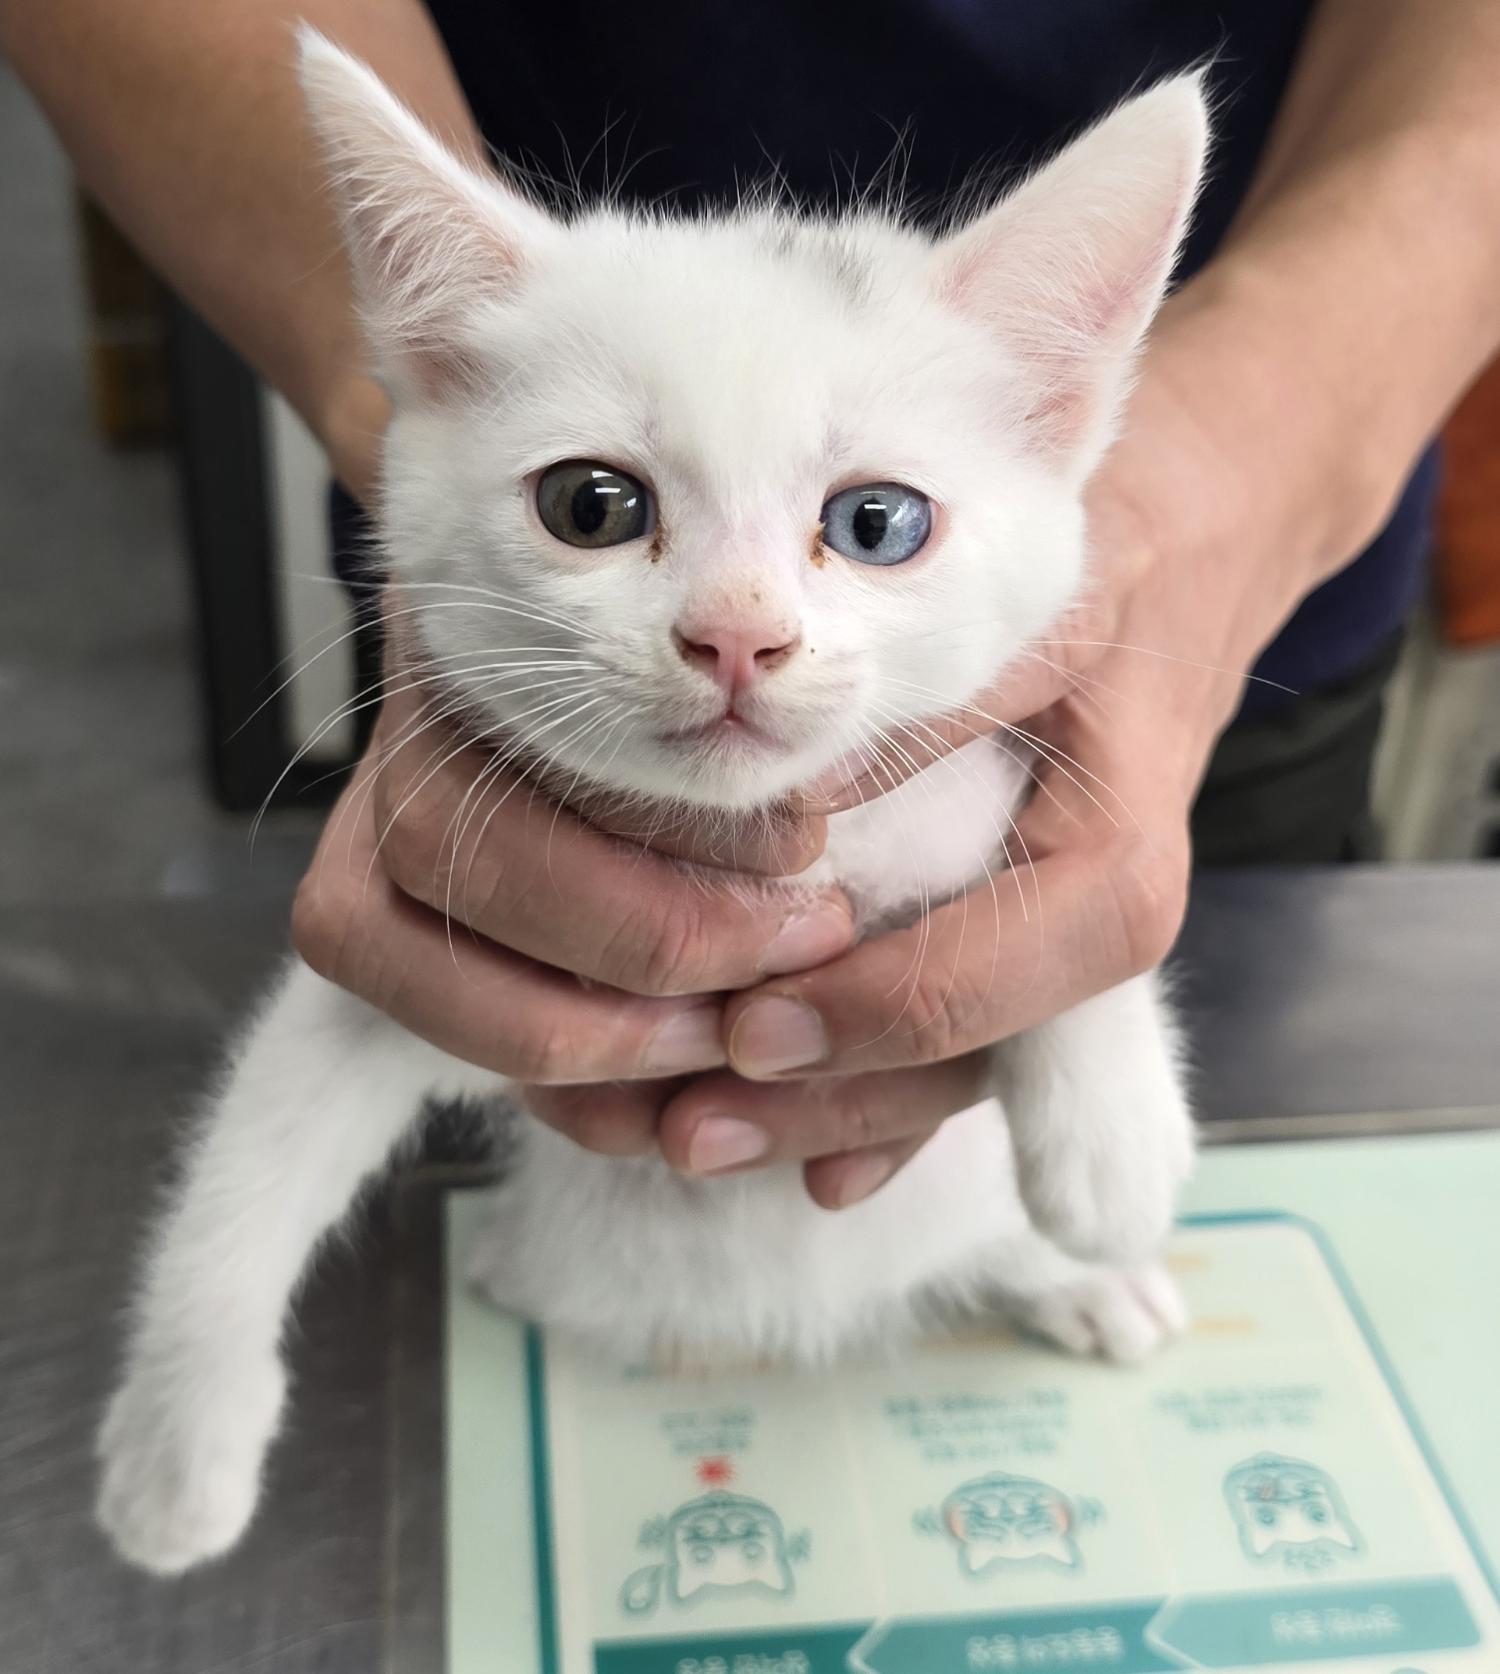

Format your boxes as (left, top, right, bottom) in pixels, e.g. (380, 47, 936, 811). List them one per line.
(673, 621, 800, 696)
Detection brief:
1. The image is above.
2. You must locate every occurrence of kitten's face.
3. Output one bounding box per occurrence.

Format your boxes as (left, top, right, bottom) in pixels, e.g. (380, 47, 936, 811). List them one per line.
(381, 217, 1078, 809)
(300, 32, 1207, 811)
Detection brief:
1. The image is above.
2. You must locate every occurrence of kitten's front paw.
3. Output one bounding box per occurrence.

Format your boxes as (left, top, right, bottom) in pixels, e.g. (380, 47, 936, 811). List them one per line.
(1023, 1262, 1186, 1364)
(95, 1356, 286, 1575)
(1016, 1092, 1193, 1264)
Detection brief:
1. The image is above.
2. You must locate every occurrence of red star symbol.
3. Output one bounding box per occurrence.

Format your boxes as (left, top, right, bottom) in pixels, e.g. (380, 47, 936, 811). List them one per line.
(696, 1456, 735, 1487)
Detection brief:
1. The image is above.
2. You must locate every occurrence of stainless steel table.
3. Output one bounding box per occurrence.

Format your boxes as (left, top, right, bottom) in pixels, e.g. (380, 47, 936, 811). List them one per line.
(3, 865, 1496, 1673)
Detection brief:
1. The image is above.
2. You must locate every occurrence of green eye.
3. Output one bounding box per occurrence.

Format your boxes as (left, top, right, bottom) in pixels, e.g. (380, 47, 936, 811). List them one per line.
(537, 460, 655, 548)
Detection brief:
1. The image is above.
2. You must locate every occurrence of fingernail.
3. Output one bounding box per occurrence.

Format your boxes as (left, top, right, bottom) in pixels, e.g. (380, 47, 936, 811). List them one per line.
(832, 1151, 895, 1208)
(643, 1007, 725, 1075)
(762, 906, 851, 976)
(731, 997, 828, 1077)
(686, 1114, 771, 1175)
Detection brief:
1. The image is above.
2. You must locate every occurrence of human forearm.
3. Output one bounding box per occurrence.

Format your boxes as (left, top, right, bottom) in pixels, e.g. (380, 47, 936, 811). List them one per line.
(802, 3, 1500, 801)
(1179, 0, 1500, 584)
(0, 0, 481, 490)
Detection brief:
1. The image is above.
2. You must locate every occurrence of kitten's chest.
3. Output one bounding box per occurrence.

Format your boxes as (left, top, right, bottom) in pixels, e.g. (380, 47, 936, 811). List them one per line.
(810, 736, 1031, 934)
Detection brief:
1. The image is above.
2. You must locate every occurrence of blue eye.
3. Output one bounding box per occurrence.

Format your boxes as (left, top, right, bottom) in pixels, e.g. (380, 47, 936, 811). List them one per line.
(820, 483, 931, 566)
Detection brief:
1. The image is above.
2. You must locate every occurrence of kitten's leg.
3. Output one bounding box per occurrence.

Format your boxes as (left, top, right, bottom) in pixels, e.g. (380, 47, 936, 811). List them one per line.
(993, 972, 1193, 1264)
(96, 957, 496, 1574)
(983, 1223, 1187, 1364)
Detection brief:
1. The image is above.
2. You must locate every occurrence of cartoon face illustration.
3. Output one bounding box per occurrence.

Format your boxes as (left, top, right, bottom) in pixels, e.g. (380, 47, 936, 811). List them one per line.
(1224, 1454, 1361, 1570)
(666, 1492, 794, 1601)
(936, 1473, 1090, 1575)
(620, 1491, 809, 1615)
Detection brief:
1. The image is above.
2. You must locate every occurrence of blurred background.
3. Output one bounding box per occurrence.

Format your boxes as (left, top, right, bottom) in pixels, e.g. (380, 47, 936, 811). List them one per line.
(3, 58, 342, 912)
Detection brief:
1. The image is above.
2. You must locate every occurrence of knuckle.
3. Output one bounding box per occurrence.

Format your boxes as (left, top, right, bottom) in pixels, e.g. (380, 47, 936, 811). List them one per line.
(504, 1019, 583, 1085)
(603, 897, 715, 997)
(289, 872, 354, 983)
(830, 1081, 883, 1153)
(900, 961, 971, 1065)
(374, 789, 440, 896)
(460, 849, 528, 942)
(1116, 839, 1188, 972)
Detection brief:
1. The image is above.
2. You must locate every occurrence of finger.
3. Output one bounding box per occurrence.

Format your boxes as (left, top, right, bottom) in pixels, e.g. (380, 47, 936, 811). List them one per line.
(576, 792, 828, 877)
(656, 1054, 989, 1174)
(368, 680, 854, 996)
(519, 1079, 678, 1157)
(733, 682, 1192, 1078)
(721, 830, 1184, 1079)
(293, 763, 729, 1083)
(804, 1135, 935, 1212)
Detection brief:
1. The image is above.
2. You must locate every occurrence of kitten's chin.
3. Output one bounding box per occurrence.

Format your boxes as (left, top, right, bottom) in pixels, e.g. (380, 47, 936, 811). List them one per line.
(639, 734, 820, 812)
(553, 726, 831, 814)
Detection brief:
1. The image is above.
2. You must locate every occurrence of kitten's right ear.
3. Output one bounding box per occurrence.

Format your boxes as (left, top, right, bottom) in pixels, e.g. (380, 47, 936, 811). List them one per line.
(931, 75, 1208, 481)
(296, 27, 555, 399)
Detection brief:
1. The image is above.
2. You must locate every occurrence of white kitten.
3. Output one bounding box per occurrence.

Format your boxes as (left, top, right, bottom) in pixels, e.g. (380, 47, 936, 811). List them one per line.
(96, 31, 1206, 1574)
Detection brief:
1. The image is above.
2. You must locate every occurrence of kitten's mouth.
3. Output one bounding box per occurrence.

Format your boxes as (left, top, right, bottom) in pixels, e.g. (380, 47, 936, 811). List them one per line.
(659, 711, 781, 750)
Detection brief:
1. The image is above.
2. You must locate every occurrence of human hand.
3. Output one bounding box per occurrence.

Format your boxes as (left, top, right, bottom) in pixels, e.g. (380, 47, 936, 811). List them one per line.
(530, 642, 1202, 1206)
(290, 635, 855, 1100)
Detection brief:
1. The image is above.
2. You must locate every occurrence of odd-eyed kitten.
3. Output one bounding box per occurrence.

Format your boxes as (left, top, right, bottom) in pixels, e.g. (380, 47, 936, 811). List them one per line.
(97, 31, 1206, 1575)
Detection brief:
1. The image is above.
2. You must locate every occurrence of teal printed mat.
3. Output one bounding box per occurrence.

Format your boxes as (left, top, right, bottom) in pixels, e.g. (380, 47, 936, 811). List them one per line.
(447, 1131, 1500, 1673)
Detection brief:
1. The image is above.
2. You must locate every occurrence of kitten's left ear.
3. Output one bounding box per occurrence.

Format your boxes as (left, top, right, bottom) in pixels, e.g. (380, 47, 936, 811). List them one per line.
(933, 75, 1209, 478)
(296, 27, 557, 400)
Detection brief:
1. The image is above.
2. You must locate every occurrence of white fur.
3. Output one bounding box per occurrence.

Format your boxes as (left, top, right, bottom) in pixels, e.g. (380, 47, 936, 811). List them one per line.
(97, 32, 1207, 1574)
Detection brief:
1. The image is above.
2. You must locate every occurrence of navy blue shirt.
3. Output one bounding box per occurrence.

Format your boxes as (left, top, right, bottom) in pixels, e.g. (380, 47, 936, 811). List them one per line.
(420, 0, 1432, 715)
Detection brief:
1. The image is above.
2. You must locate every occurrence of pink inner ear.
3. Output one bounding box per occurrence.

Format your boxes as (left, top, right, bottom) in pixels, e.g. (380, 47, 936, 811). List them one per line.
(355, 194, 526, 401)
(949, 201, 1182, 455)
(936, 94, 1201, 465)
(1063, 208, 1182, 349)
(301, 37, 538, 403)
(363, 200, 524, 296)
(943, 166, 1183, 340)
